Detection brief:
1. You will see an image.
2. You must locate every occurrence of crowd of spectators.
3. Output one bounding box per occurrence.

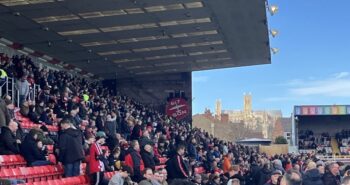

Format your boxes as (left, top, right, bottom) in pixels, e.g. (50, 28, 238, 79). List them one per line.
(298, 130, 332, 155)
(2, 53, 350, 185)
(336, 130, 350, 155)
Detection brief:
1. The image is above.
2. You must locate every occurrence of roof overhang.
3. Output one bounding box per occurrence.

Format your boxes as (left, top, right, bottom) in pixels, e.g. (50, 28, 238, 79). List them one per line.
(0, 0, 271, 79)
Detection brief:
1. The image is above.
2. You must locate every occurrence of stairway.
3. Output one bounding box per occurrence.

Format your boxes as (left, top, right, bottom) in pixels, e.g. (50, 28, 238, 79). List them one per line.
(331, 137, 340, 155)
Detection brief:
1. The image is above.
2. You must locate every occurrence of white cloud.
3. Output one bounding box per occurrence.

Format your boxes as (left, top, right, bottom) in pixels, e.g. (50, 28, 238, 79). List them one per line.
(264, 72, 350, 102)
(333, 72, 350, 79)
(288, 72, 350, 97)
(262, 96, 301, 102)
(193, 76, 209, 83)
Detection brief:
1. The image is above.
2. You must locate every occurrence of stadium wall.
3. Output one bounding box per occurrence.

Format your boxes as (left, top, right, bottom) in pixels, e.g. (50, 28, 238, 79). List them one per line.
(112, 72, 192, 116)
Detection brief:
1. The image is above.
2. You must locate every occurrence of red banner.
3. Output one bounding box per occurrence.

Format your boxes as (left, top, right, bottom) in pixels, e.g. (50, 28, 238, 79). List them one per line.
(166, 98, 189, 120)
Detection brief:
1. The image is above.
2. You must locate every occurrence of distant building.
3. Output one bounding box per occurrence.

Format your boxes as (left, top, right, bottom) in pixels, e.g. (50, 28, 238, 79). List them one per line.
(215, 99, 222, 121)
(220, 94, 282, 138)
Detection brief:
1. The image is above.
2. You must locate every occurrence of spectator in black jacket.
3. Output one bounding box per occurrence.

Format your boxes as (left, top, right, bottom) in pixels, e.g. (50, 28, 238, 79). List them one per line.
(39, 109, 53, 125)
(166, 144, 189, 182)
(302, 162, 323, 185)
(264, 170, 282, 185)
(28, 105, 40, 123)
(322, 162, 341, 185)
(259, 163, 272, 185)
(0, 97, 11, 128)
(0, 120, 21, 155)
(139, 130, 154, 149)
(21, 129, 51, 166)
(141, 144, 157, 171)
(58, 119, 84, 177)
(131, 119, 142, 141)
(187, 137, 197, 160)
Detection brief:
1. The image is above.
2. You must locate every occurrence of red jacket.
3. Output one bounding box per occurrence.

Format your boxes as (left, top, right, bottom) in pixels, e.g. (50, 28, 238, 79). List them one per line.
(89, 143, 104, 174)
(124, 148, 145, 182)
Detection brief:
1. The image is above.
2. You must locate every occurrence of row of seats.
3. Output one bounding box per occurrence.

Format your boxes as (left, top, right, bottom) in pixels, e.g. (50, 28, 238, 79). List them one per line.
(18, 175, 89, 185)
(0, 154, 56, 170)
(15, 110, 59, 132)
(0, 164, 64, 182)
(0, 155, 26, 169)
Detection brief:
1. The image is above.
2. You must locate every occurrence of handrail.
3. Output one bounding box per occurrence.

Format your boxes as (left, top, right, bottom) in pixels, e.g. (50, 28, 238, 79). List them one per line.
(0, 75, 40, 106)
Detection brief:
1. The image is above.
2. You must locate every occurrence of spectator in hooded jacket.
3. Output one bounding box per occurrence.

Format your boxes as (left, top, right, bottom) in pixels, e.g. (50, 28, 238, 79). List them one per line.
(58, 119, 84, 177)
(0, 120, 21, 155)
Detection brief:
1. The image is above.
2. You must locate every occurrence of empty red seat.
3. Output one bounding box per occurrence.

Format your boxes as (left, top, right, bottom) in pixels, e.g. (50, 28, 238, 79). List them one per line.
(12, 168, 23, 179)
(78, 175, 88, 184)
(194, 167, 206, 174)
(0, 168, 11, 178)
(159, 157, 168, 164)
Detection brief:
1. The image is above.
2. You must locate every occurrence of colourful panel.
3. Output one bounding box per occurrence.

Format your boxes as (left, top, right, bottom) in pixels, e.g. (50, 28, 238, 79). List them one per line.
(332, 106, 339, 115)
(324, 106, 331, 115)
(347, 106, 350, 114)
(309, 106, 316, 115)
(302, 107, 309, 115)
(295, 107, 301, 115)
(339, 106, 346, 115)
(316, 106, 323, 115)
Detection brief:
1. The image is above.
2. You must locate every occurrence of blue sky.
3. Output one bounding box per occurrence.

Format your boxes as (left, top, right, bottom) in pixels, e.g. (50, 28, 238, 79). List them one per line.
(192, 0, 350, 117)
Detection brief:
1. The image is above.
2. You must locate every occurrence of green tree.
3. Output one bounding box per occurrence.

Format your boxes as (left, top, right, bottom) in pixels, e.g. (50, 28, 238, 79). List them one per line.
(275, 136, 288, 144)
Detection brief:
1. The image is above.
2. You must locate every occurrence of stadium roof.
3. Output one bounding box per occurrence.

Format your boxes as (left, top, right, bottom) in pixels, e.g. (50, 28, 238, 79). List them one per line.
(237, 138, 272, 142)
(0, 0, 271, 79)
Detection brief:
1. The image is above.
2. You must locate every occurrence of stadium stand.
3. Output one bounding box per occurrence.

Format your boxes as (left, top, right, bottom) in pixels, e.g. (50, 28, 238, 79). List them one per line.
(0, 52, 346, 185)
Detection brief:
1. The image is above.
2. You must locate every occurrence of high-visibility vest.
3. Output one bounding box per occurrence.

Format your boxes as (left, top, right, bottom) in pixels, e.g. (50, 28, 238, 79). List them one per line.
(0, 69, 7, 79)
(83, 94, 89, 102)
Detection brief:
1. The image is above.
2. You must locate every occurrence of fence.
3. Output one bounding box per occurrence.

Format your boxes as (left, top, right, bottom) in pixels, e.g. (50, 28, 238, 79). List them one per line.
(0, 76, 40, 107)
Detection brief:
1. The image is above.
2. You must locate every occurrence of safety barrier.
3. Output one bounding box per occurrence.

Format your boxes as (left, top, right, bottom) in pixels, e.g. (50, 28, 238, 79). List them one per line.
(0, 76, 40, 107)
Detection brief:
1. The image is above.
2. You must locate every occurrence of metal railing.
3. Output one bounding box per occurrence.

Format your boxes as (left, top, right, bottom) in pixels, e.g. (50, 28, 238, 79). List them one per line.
(1, 76, 40, 107)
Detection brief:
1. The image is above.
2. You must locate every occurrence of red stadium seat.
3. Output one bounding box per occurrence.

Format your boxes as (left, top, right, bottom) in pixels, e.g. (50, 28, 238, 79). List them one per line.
(78, 175, 89, 184)
(47, 145, 54, 153)
(159, 157, 168, 164)
(47, 180, 59, 185)
(155, 165, 166, 171)
(0, 168, 14, 178)
(48, 154, 56, 164)
(100, 146, 109, 152)
(12, 168, 23, 179)
(194, 167, 206, 174)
